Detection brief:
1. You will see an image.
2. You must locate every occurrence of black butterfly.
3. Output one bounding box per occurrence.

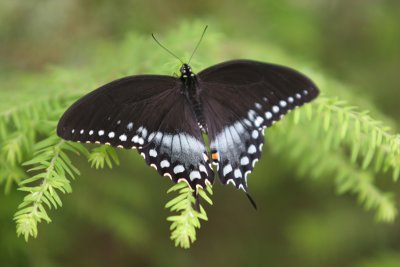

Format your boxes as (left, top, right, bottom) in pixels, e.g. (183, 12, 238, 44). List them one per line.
(57, 29, 319, 207)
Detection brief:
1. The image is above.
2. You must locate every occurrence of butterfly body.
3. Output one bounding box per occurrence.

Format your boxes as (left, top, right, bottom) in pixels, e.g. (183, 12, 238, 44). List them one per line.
(57, 59, 319, 199)
(179, 64, 207, 134)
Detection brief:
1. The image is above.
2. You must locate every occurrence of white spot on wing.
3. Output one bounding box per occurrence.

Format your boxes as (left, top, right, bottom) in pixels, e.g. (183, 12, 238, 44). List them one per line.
(149, 149, 157, 157)
(296, 93, 301, 99)
(108, 132, 115, 138)
(160, 160, 170, 168)
(89, 130, 94, 135)
(138, 137, 144, 145)
(272, 106, 280, 113)
(173, 165, 185, 174)
(265, 112, 273, 120)
(119, 134, 127, 141)
(223, 164, 233, 176)
(127, 122, 133, 130)
(255, 103, 262, 110)
(252, 130, 259, 139)
(254, 116, 264, 127)
(132, 135, 139, 143)
(288, 96, 294, 103)
(234, 169, 242, 178)
(240, 156, 250, 165)
(280, 100, 287, 107)
(248, 144, 257, 154)
(98, 130, 104, 136)
(80, 129, 84, 134)
(189, 171, 201, 181)
(199, 164, 207, 174)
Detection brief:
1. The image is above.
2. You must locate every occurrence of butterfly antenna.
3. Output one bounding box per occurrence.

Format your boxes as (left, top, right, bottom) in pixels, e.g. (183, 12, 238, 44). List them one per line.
(188, 25, 208, 64)
(152, 33, 184, 64)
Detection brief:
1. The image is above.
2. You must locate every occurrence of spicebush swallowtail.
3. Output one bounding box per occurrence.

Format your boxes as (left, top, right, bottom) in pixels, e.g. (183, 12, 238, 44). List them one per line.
(57, 29, 319, 208)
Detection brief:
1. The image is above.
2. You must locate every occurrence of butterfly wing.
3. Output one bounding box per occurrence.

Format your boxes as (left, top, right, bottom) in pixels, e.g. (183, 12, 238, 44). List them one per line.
(57, 75, 213, 188)
(198, 59, 319, 191)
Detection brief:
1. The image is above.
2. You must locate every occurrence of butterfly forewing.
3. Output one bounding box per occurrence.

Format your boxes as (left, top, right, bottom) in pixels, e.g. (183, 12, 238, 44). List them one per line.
(57, 75, 214, 189)
(198, 60, 319, 191)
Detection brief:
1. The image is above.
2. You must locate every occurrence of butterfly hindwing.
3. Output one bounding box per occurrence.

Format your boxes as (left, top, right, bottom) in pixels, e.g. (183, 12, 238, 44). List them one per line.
(137, 94, 214, 189)
(57, 75, 214, 189)
(198, 60, 319, 191)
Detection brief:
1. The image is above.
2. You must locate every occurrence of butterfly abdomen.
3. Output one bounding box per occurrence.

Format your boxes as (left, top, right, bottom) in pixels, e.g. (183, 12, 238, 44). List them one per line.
(190, 98, 207, 133)
(184, 77, 207, 134)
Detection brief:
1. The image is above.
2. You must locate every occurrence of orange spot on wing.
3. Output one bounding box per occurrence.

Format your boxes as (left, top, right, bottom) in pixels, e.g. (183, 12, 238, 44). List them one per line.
(211, 152, 219, 161)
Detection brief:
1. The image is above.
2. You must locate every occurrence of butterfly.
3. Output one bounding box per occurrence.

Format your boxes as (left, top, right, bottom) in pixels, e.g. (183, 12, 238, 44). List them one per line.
(57, 27, 319, 208)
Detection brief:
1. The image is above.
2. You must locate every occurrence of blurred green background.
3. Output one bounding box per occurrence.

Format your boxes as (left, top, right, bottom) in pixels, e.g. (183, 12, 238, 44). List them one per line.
(1, 0, 400, 266)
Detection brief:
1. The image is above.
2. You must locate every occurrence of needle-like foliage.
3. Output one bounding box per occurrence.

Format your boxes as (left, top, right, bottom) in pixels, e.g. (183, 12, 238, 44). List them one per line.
(166, 182, 213, 248)
(268, 96, 400, 222)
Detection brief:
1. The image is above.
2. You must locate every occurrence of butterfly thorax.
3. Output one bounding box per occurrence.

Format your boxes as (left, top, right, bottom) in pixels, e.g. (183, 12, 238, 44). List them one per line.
(179, 64, 194, 80)
(180, 64, 207, 133)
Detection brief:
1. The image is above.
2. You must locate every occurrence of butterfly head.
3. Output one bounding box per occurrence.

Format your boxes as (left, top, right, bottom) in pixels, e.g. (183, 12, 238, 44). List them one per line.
(180, 64, 195, 79)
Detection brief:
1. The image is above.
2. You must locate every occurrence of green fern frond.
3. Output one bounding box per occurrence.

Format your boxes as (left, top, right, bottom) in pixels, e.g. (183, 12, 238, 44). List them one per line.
(0, 93, 80, 192)
(14, 135, 83, 241)
(2, 132, 32, 166)
(166, 182, 213, 249)
(0, 160, 27, 194)
(317, 96, 400, 177)
(268, 95, 400, 221)
(88, 146, 120, 169)
(13, 132, 121, 241)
